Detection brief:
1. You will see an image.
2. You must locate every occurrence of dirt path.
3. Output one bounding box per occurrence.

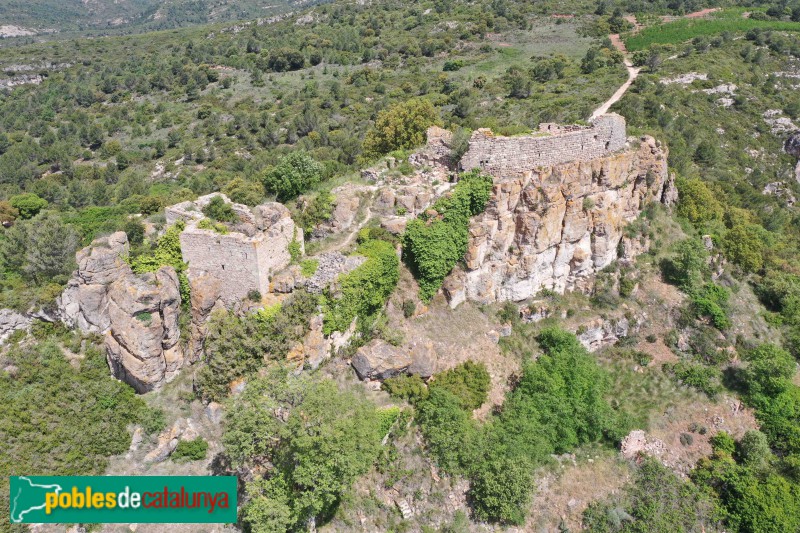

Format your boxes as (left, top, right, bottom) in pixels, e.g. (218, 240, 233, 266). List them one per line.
(590, 34, 640, 119)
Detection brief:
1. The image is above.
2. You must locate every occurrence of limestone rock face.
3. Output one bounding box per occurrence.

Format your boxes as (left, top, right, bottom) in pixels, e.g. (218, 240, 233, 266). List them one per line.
(352, 339, 412, 380)
(454, 136, 670, 304)
(59, 232, 183, 392)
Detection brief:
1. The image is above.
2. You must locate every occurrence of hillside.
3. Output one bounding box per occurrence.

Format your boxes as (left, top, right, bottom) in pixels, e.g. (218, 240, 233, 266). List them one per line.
(1, 0, 800, 532)
(0, 0, 328, 40)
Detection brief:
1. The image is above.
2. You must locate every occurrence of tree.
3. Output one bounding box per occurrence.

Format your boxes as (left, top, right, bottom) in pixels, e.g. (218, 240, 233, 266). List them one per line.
(0, 212, 79, 284)
(10, 193, 48, 219)
(663, 238, 709, 290)
(362, 98, 441, 160)
(226, 373, 384, 530)
(743, 344, 796, 400)
(262, 151, 324, 202)
(676, 177, 723, 225)
(469, 455, 535, 525)
(222, 177, 265, 206)
(722, 224, 765, 273)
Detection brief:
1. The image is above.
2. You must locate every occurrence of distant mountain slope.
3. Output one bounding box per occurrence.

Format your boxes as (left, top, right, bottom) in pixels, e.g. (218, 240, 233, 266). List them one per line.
(0, 0, 328, 37)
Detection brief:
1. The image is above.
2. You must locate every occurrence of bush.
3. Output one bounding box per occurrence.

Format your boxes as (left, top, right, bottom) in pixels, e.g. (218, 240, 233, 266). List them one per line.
(403, 170, 493, 301)
(222, 177, 265, 206)
(300, 259, 318, 277)
(416, 388, 478, 473)
(131, 222, 190, 304)
(430, 361, 490, 411)
(202, 195, 238, 223)
(123, 218, 146, 246)
(402, 299, 416, 318)
(171, 437, 209, 461)
(382, 374, 429, 403)
(247, 289, 262, 302)
(664, 361, 722, 398)
(322, 238, 399, 334)
(676, 177, 723, 225)
(691, 283, 731, 330)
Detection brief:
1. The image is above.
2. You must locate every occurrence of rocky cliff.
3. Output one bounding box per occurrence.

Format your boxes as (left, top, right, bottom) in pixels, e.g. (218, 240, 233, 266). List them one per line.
(59, 232, 183, 392)
(445, 135, 673, 304)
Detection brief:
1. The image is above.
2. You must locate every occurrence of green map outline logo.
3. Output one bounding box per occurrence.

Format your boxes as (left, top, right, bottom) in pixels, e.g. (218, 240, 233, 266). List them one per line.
(8, 476, 237, 524)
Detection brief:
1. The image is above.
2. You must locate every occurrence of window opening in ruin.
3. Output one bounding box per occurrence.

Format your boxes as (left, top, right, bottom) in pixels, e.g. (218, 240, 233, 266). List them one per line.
(605, 141, 610, 150)
(222, 264, 225, 270)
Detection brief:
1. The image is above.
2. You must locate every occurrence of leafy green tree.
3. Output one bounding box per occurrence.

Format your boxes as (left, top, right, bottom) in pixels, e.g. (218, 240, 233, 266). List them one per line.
(362, 98, 441, 160)
(738, 430, 772, 470)
(202, 195, 238, 222)
(470, 455, 535, 525)
(663, 238, 709, 290)
(262, 151, 324, 202)
(9, 193, 48, 219)
(722, 224, 766, 273)
(226, 373, 384, 530)
(222, 177, 265, 206)
(744, 344, 796, 400)
(0, 212, 79, 284)
(676, 178, 723, 225)
(416, 388, 479, 473)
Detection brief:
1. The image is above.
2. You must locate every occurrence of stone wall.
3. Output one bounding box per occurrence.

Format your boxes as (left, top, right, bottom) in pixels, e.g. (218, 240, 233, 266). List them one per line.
(460, 114, 627, 177)
(447, 135, 673, 305)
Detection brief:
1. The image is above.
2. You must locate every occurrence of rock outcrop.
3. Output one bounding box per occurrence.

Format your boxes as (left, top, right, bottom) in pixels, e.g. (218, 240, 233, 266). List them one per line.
(786, 132, 800, 183)
(452, 132, 671, 304)
(0, 309, 31, 343)
(59, 232, 183, 392)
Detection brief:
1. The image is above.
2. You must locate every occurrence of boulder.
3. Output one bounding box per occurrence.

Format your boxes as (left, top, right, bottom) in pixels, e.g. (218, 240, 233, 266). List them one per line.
(785, 131, 800, 158)
(352, 339, 412, 380)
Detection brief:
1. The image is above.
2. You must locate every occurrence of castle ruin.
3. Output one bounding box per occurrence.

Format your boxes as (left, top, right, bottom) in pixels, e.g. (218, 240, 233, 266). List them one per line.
(460, 114, 627, 176)
(166, 193, 303, 305)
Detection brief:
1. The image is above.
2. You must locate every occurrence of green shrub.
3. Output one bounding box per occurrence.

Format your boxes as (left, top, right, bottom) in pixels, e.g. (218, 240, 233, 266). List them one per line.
(690, 283, 731, 330)
(197, 218, 229, 234)
(469, 455, 535, 525)
(663, 361, 722, 398)
(300, 258, 319, 277)
(10, 192, 48, 219)
(711, 431, 736, 455)
(443, 59, 465, 71)
(262, 151, 324, 202)
(288, 238, 302, 264)
(202, 196, 238, 223)
(322, 238, 399, 334)
(403, 170, 493, 301)
(131, 222, 190, 304)
(172, 437, 209, 461)
(247, 289, 262, 302)
(430, 361, 490, 411)
(402, 299, 416, 318)
(382, 374, 429, 403)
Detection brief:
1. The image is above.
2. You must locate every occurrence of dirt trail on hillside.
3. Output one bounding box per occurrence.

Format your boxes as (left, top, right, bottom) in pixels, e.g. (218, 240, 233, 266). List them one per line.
(590, 34, 640, 119)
